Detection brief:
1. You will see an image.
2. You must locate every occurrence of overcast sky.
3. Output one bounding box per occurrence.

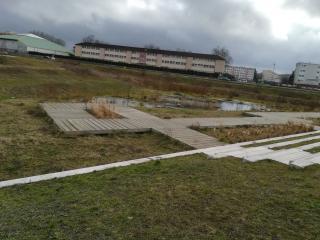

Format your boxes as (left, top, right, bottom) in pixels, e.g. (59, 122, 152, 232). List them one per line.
(1, 0, 320, 72)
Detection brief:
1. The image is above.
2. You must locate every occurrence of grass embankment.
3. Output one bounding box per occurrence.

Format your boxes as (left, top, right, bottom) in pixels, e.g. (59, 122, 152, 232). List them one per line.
(198, 123, 313, 144)
(1, 55, 320, 111)
(137, 106, 247, 119)
(307, 147, 320, 153)
(272, 138, 320, 150)
(0, 100, 190, 181)
(1, 155, 320, 239)
(244, 132, 320, 148)
(311, 118, 320, 126)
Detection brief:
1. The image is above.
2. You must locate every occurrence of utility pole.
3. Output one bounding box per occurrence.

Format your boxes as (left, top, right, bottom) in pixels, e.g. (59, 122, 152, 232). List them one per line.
(272, 63, 276, 83)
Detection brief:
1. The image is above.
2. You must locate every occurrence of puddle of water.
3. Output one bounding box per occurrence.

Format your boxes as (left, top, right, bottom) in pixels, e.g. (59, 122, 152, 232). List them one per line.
(94, 97, 267, 112)
(219, 101, 267, 112)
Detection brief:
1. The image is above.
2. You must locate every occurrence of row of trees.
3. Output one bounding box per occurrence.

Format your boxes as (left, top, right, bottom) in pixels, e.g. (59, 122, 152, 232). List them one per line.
(29, 31, 66, 46)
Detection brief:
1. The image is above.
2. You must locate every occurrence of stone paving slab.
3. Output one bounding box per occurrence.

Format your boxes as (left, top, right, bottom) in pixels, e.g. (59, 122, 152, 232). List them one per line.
(298, 142, 320, 150)
(3, 130, 320, 188)
(266, 135, 320, 149)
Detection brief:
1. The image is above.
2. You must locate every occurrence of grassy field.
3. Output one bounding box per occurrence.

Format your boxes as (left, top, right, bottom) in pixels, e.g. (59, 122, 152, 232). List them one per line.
(1, 55, 320, 111)
(0, 99, 190, 181)
(2, 55, 320, 239)
(1, 154, 320, 240)
(198, 123, 313, 144)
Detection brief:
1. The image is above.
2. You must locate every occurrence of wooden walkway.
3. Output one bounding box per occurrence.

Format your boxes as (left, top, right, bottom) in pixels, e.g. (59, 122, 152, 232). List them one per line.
(42, 102, 320, 149)
(41, 103, 224, 149)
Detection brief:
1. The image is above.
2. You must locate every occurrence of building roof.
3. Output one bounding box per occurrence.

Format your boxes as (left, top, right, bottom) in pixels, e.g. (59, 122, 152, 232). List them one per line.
(76, 42, 225, 61)
(0, 34, 72, 55)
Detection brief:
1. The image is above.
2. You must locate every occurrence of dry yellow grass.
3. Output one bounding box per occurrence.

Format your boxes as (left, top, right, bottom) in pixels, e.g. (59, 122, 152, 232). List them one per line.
(87, 102, 121, 119)
(199, 122, 313, 144)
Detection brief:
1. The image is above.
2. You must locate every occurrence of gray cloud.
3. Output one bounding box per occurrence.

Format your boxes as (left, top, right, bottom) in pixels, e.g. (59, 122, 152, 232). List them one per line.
(285, 0, 320, 15)
(1, 0, 320, 72)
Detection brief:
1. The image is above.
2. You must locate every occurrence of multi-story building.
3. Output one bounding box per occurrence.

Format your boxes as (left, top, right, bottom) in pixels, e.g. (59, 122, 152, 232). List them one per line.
(262, 70, 281, 84)
(74, 42, 226, 73)
(294, 63, 320, 87)
(225, 65, 256, 82)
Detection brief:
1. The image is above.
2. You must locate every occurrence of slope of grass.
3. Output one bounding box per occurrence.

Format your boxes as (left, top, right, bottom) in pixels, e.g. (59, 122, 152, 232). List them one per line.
(198, 123, 313, 144)
(307, 147, 320, 154)
(272, 139, 320, 150)
(0, 99, 190, 181)
(311, 118, 320, 126)
(243, 132, 320, 148)
(1, 155, 320, 239)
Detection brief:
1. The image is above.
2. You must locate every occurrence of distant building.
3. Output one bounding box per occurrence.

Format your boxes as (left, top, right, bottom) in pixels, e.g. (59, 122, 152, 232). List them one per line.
(0, 33, 72, 56)
(294, 63, 320, 87)
(262, 70, 281, 84)
(74, 42, 226, 73)
(225, 65, 256, 82)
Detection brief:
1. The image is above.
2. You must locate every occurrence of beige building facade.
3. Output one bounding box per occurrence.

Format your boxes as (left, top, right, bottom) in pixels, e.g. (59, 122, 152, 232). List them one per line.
(74, 43, 226, 73)
(262, 70, 281, 84)
(225, 65, 256, 82)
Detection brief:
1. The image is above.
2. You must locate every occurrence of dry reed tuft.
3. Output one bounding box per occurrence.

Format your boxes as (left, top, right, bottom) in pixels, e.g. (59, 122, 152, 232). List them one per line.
(201, 122, 313, 144)
(87, 102, 121, 119)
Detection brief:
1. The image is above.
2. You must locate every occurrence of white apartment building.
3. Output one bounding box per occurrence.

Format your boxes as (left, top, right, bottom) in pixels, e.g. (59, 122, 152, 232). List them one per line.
(225, 65, 255, 82)
(74, 43, 226, 73)
(262, 70, 281, 84)
(294, 62, 320, 87)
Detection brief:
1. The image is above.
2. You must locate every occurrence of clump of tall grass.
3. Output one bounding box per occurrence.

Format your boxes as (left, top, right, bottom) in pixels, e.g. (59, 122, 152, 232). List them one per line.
(87, 101, 121, 119)
(201, 122, 313, 144)
(0, 56, 8, 65)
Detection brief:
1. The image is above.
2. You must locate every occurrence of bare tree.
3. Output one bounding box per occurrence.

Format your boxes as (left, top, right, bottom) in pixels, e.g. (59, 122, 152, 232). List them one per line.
(82, 35, 96, 43)
(144, 44, 160, 49)
(212, 46, 233, 64)
(82, 35, 107, 44)
(29, 31, 66, 46)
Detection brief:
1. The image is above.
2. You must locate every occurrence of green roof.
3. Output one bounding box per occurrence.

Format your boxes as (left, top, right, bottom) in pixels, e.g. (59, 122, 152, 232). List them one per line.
(0, 34, 72, 55)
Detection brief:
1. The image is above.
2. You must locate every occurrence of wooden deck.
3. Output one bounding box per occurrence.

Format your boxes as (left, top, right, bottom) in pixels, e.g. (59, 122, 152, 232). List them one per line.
(41, 103, 224, 149)
(42, 102, 320, 150)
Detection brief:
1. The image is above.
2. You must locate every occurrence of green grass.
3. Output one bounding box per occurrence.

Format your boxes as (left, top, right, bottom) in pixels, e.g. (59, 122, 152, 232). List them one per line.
(243, 132, 320, 148)
(137, 106, 247, 119)
(0, 99, 190, 181)
(307, 147, 320, 154)
(1, 155, 320, 239)
(1, 56, 320, 239)
(311, 118, 320, 126)
(272, 139, 320, 150)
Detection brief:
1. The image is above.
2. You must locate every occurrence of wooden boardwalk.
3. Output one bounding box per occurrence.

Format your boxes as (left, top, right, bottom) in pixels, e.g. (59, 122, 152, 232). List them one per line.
(42, 102, 320, 150)
(41, 103, 224, 149)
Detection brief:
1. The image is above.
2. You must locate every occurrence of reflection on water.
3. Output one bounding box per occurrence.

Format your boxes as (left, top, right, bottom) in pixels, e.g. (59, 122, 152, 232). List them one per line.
(219, 101, 261, 111)
(94, 97, 267, 112)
